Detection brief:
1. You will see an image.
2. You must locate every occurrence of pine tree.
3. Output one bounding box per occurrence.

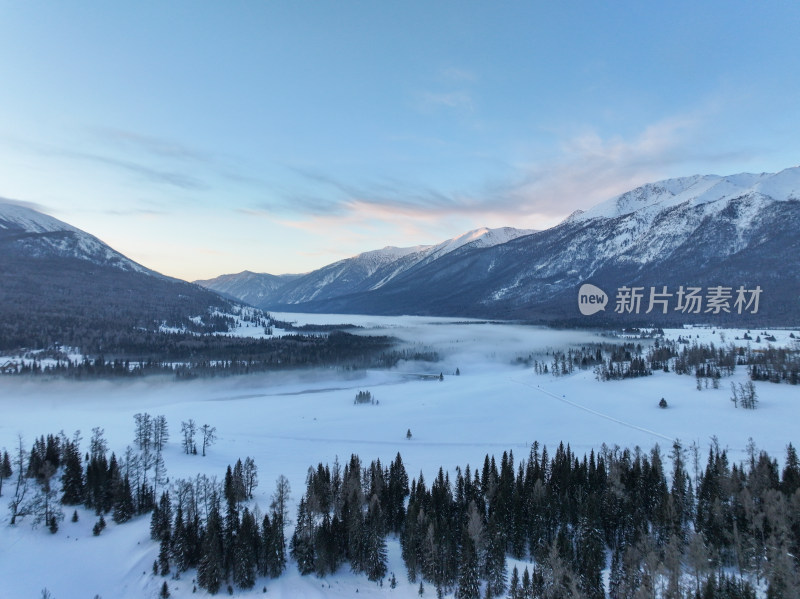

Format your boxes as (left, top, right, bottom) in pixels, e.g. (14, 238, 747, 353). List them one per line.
(313, 513, 337, 577)
(364, 495, 388, 582)
(669, 440, 692, 539)
(60, 435, 84, 505)
(483, 515, 507, 597)
(455, 527, 480, 599)
(290, 497, 316, 575)
(259, 514, 274, 577)
(0, 449, 11, 497)
(575, 517, 605, 599)
(233, 508, 258, 589)
(171, 504, 190, 573)
(150, 492, 172, 541)
(84, 448, 109, 514)
(508, 566, 520, 599)
(521, 567, 532, 599)
(112, 475, 135, 524)
(782, 443, 800, 496)
(198, 503, 225, 594)
(159, 534, 171, 576)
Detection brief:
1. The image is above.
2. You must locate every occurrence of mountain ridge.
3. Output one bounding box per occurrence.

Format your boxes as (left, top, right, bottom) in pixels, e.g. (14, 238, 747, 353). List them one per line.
(0, 200, 242, 353)
(214, 167, 800, 324)
(0, 199, 157, 276)
(196, 226, 536, 308)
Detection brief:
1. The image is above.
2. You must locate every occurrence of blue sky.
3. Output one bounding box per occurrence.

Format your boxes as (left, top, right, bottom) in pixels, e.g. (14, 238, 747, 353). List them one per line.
(1, 1, 799, 280)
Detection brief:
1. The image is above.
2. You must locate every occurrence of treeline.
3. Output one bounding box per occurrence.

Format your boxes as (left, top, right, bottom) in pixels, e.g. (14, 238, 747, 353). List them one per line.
(6, 424, 800, 598)
(5, 413, 183, 528)
(2, 415, 292, 595)
(522, 337, 798, 386)
(2, 331, 407, 379)
(748, 346, 800, 384)
(290, 442, 799, 599)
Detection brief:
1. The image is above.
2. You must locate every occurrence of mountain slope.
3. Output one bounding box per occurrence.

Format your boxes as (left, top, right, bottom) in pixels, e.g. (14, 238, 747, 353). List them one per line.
(194, 270, 302, 306)
(0, 201, 155, 274)
(197, 227, 535, 308)
(278, 168, 800, 324)
(0, 200, 238, 353)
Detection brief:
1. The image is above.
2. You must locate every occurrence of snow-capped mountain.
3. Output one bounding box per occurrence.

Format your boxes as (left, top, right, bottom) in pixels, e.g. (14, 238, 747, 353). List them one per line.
(271, 167, 800, 324)
(0, 200, 240, 352)
(0, 200, 153, 274)
(197, 227, 535, 308)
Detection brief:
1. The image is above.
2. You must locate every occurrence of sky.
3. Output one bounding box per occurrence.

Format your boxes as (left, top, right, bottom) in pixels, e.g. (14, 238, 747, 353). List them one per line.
(1, 1, 799, 281)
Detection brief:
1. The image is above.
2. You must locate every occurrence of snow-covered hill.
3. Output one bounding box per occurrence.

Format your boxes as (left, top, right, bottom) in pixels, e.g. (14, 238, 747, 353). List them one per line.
(282, 167, 800, 324)
(0, 200, 153, 274)
(0, 200, 253, 351)
(194, 270, 303, 306)
(197, 227, 535, 308)
(576, 167, 800, 222)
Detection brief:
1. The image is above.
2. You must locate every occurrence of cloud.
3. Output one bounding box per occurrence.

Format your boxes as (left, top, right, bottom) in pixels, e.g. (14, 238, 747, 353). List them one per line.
(67, 150, 208, 190)
(6, 134, 209, 192)
(501, 114, 720, 217)
(89, 127, 213, 162)
(262, 111, 734, 238)
(285, 167, 471, 217)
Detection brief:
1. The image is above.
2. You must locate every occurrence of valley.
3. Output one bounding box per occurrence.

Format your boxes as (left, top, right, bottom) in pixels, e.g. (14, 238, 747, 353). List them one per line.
(1, 318, 798, 598)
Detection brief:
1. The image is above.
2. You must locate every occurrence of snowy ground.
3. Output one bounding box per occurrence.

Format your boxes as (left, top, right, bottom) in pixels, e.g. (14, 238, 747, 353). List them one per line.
(1, 317, 798, 598)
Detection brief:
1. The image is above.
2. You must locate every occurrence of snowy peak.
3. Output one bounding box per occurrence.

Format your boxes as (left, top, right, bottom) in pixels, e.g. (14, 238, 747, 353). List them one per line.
(425, 226, 536, 260)
(272, 166, 800, 323)
(197, 227, 536, 308)
(0, 200, 83, 235)
(195, 270, 302, 305)
(0, 200, 152, 275)
(576, 166, 800, 223)
(751, 165, 800, 200)
(343, 227, 534, 267)
(344, 244, 431, 276)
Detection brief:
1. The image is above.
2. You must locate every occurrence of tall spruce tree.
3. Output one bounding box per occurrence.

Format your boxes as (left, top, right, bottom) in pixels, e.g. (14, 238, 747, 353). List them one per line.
(233, 507, 258, 589)
(290, 496, 316, 575)
(112, 474, 135, 523)
(198, 502, 225, 594)
(483, 514, 507, 597)
(60, 435, 84, 505)
(455, 527, 480, 599)
(0, 449, 12, 497)
(364, 495, 388, 582)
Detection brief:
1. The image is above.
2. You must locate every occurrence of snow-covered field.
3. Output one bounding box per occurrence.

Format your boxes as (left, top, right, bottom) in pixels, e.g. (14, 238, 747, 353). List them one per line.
(1, 317, 798, 599)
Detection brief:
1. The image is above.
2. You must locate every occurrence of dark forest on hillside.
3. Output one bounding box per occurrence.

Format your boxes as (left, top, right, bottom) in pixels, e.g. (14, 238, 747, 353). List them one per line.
(7, 422, 800, 599)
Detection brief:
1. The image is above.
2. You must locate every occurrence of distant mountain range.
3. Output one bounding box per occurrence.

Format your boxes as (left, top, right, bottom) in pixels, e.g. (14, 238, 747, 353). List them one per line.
(0, 200, 237, 352)
(198, 168, 800, 325)
(197, 226, 535, 308)
(3, 165, 798, 350)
